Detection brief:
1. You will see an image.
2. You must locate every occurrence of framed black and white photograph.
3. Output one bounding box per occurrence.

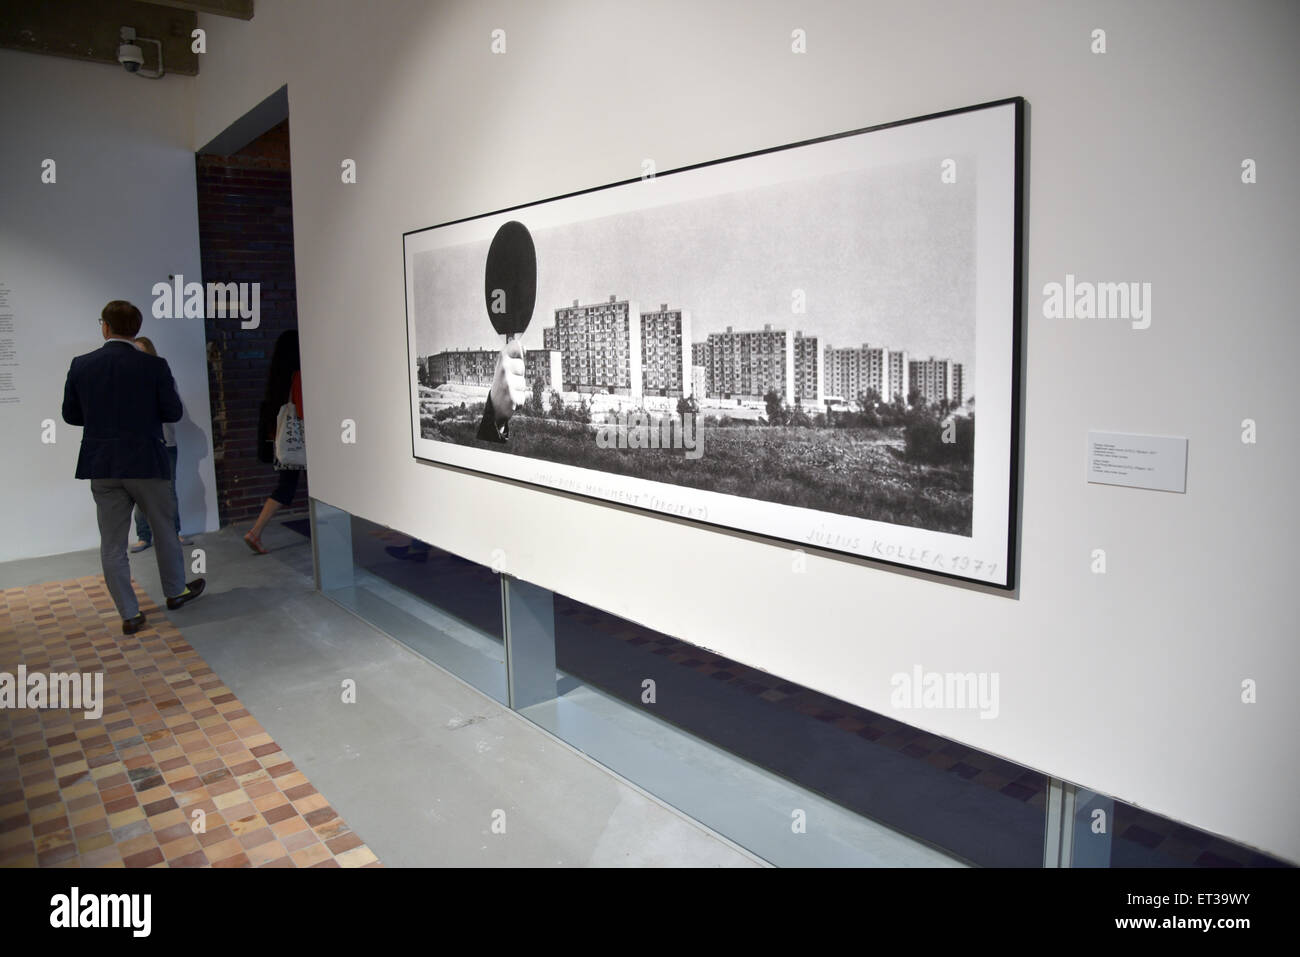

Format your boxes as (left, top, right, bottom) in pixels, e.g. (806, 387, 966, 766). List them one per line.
(404, 97, 1023, 588)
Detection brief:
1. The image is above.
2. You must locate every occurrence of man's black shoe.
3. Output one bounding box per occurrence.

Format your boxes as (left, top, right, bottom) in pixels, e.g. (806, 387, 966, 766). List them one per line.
(122, 613, 146, 635)
(166, 578, 206, 610)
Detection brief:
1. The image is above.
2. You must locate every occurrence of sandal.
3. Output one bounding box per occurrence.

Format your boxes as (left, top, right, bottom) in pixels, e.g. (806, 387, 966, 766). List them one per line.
(243, 533, 269, 555)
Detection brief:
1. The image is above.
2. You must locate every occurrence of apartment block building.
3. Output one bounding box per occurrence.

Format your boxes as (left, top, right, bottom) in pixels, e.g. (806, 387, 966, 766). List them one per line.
(639, 303, 693, 397)
(888, 349, 910, 402)
(691, 340, 712, 397)
(908, 356, 964, 406)
(549, 295, 643, 398)
(524, 349, 562, 392)
(824, 343, 890, 406)
(793, 332, 824, 406)
(705, 324, 795, 404)
(426, 348, 497, 388)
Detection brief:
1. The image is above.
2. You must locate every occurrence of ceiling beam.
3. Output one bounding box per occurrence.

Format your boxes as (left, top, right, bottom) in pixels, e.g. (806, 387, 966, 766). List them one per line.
(139, 0, 254, 21)
(0, 0, 201, 75)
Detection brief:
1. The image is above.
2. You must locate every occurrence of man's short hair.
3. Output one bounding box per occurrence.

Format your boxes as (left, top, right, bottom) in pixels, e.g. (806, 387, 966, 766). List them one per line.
(101, 300, 142, 338)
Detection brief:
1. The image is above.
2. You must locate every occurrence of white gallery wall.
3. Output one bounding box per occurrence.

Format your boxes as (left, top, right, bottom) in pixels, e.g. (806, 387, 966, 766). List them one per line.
(0, 49, 219, 562)
(192, 0, 1299, 861)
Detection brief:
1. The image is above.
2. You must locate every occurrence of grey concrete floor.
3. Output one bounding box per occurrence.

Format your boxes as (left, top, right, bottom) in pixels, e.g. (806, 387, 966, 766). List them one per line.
(0, 522, 761, 867)
(342, 569, 963, 866)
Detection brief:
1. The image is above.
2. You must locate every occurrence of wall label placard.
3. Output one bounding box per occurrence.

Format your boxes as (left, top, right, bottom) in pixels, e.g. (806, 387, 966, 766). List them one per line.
(0, 282, 18, 406)
(1087, 431, 1187, 493)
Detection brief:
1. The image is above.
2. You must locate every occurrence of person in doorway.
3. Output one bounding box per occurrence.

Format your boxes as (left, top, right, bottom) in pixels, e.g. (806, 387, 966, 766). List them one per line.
(245, 330, 304, 554)
(61, 300, 205, 634)
(128, 336, 190, 552)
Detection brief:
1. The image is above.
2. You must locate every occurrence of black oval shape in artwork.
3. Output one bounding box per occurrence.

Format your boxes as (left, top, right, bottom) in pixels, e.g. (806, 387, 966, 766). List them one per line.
(484, 220, 536, 337)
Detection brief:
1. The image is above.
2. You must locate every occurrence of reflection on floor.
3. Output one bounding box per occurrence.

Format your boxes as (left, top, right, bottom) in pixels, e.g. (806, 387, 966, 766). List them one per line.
(354, 528, 1286, 868)
(358, 528, 503, 640)
(0, 576, 379, 868)
(352, 527, 957, 866)
(551, 595, 1043, 867)
(550, 600, 1290, 868)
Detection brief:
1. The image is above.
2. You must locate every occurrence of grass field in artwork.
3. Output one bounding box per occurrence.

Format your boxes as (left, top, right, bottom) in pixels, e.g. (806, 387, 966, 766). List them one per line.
(421, 409, 974, 535)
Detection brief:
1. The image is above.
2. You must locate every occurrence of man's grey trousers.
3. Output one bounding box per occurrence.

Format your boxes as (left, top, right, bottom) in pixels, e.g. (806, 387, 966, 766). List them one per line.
(90, 478, 186, 620)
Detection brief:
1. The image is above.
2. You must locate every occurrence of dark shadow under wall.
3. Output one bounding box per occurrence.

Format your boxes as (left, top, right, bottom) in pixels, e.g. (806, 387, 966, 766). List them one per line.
(348, 522, 1290, 868)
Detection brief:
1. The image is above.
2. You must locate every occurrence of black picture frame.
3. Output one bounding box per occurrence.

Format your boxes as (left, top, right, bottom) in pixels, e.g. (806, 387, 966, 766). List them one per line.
(403, 97, 1025, 590)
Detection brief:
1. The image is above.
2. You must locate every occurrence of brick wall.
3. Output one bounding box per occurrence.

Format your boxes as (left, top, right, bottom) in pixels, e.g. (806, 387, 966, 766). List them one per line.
(196, 119, 307, 526)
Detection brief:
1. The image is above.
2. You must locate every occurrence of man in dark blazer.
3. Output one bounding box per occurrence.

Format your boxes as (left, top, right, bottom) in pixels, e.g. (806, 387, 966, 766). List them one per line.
(62, 300, 205, 634)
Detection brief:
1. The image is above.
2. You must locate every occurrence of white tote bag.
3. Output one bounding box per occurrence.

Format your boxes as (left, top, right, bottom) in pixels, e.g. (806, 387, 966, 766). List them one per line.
(273, 401, 307, 470)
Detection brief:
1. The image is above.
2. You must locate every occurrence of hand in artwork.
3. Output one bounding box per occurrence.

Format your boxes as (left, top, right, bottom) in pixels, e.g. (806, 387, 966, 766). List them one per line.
(491, 337, 527, 421)
(478, 338, 526, 442)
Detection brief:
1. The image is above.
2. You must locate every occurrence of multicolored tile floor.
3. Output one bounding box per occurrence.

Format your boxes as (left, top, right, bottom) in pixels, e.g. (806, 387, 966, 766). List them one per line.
(0, 575, 379, 868)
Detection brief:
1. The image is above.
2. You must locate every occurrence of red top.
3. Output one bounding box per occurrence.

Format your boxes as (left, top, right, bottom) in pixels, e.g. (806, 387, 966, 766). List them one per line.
(290, 370, 303, 421)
